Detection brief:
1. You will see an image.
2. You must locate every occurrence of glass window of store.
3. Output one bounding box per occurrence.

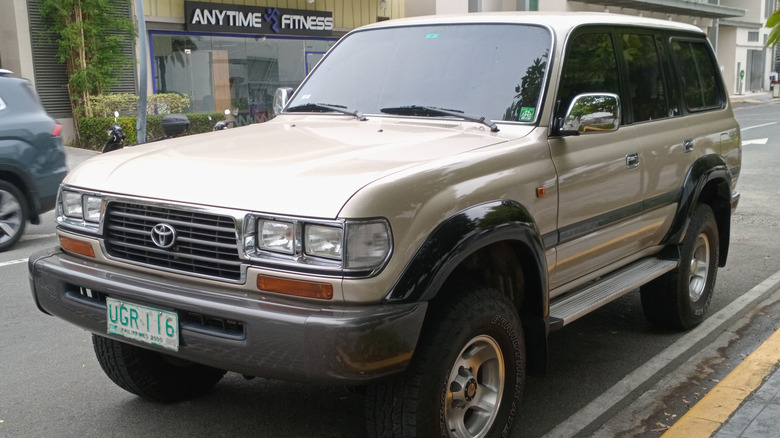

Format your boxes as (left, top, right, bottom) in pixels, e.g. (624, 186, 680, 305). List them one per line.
(151, 32, 336, 125)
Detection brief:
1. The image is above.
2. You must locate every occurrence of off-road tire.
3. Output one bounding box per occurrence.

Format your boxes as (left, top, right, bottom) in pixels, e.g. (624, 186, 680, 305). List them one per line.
(365, 284, 525, 437)
(92, 334, 226, 402)
(641, 203, 719, 329)
(0, 180, 28, 252)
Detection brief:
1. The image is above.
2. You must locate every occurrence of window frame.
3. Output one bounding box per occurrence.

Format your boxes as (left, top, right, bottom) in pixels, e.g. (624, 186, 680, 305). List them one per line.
(667, 36, 726, 113)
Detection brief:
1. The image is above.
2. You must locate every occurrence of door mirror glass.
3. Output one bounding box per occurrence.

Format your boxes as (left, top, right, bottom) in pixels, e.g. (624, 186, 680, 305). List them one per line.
(560, 93, 620, 136)
(273, 87, 294, 116)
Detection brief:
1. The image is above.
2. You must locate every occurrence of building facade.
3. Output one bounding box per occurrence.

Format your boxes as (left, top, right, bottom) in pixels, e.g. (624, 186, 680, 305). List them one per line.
(1, 0, 771, 144)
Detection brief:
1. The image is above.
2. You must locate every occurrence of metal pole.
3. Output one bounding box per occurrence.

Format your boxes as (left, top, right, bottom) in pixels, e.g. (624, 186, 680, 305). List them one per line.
(135, 0, 148, 144)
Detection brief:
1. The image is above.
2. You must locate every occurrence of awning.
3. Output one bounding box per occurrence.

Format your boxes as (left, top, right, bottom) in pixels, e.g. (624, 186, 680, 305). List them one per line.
(574, 0, 745, 19)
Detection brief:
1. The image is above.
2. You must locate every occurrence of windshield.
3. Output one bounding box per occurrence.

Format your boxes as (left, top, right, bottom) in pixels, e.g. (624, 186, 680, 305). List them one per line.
(287, 23, 551, 124)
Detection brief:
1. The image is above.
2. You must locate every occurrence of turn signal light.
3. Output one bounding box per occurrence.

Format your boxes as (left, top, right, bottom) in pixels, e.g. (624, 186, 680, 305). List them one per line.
(257, 275, 334, 300)
(59, 235, 96, 258)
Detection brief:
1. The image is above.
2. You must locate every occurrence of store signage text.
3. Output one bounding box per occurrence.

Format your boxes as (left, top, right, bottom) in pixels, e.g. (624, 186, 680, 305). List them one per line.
(185, 1, 333, 36)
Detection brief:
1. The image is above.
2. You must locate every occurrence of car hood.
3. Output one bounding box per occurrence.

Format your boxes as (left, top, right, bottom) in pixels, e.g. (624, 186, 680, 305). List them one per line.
(66, 117, 521, 218)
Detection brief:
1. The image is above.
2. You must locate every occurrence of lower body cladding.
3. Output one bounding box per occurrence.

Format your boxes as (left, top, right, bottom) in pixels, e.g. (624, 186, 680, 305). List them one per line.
(28, 248, 427, 383)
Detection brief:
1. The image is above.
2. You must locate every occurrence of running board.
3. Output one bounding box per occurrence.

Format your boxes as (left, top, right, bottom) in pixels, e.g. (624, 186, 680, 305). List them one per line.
(549, 257, 679, 330)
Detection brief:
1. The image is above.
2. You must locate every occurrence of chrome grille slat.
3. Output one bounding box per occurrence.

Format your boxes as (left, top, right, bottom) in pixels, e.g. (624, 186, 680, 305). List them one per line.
(105, 202, 243, 281)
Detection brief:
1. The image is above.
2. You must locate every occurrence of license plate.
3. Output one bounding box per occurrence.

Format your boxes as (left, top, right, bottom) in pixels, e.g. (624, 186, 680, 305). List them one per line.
(106, 298, 179, 351)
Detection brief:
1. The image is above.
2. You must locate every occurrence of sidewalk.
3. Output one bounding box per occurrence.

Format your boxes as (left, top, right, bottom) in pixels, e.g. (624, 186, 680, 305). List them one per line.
(661, 327, 780, 438)
(729, 90, 778, 104)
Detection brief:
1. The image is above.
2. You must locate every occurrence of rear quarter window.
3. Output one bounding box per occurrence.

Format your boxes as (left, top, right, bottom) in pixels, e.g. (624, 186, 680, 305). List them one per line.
(670, 39, 724, 111)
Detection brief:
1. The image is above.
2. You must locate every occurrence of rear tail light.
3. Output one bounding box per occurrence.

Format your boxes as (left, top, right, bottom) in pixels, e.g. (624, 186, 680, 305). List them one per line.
(52, 124, 62, 137)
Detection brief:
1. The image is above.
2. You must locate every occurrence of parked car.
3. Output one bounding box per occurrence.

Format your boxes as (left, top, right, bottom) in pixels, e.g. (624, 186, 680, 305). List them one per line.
(29, 13, 740, 437)
(0, 69, 66, 251)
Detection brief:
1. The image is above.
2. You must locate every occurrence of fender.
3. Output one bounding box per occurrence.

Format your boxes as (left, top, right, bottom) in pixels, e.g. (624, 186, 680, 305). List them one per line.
(662, 154, 733, 266)
(384, 200, 548, 312)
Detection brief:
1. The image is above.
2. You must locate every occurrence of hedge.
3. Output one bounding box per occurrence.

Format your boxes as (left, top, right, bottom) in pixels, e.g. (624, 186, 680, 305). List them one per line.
(78, 112, 226, 150)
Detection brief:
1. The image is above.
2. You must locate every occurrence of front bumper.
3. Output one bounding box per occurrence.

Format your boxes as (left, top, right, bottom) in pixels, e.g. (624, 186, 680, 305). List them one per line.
(29, 248, 426, 384)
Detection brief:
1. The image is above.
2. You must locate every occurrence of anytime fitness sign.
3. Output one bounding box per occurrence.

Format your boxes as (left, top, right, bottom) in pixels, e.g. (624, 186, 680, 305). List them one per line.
(185, 1, 333, 36)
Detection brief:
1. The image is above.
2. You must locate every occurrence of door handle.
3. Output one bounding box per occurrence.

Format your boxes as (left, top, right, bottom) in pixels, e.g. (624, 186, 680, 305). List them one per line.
(626, 153, 640, 169)
(684, 139, 694, 153)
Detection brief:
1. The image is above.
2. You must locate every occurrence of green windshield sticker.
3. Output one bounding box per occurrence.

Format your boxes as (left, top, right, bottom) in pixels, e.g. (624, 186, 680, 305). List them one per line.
(519, 107, 535, 121)
(426, 34, 439, 39)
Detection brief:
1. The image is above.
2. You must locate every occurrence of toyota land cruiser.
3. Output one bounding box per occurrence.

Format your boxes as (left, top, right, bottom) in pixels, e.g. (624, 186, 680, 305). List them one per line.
(29, 13, 740, 437)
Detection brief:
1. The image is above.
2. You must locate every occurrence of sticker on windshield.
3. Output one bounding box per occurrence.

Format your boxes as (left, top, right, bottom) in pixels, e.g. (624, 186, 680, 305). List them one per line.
(426, 34, 439, 39)
(519, 107, 535, 122)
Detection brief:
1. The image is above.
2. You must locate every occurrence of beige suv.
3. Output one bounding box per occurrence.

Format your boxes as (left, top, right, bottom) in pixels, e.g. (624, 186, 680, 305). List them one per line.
(30, 12, 740, 438)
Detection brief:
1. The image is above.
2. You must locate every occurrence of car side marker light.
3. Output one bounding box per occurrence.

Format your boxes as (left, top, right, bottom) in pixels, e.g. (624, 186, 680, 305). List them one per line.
(59, 235, 96, 258)
(257, 274, 334, 300)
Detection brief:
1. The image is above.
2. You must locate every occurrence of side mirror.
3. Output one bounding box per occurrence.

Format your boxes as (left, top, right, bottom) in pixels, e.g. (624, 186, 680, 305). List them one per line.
(559, 93, 620, 137)
(273, 87, 294, 116)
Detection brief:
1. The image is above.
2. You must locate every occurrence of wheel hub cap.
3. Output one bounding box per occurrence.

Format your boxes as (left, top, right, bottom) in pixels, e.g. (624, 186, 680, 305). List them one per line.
(445, 335, 505, 438)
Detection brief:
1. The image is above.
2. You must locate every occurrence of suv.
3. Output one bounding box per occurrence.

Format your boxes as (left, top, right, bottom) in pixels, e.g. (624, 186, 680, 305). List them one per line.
(0, 70, 67, 251)
(29, 13, 740, 437)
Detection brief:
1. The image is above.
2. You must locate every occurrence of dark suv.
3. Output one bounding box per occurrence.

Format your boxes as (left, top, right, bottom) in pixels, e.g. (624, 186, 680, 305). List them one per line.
(0, 69, 67, 251)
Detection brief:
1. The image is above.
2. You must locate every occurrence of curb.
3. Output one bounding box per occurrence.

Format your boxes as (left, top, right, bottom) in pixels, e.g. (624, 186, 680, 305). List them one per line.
(661, 328, 780, 437)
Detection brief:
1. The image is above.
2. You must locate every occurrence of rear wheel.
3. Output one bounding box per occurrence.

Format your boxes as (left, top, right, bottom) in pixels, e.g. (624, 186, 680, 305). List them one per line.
(0, 180, 27, 252)
(641, 203, 719, 329)
(366, 284, 525, 437)
(92, 334, 226, 402)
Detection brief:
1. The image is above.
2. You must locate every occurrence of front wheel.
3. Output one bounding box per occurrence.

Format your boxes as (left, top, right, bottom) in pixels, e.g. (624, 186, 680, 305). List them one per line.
(366, 285, 525, 437)
(641, 203, 719, 329)
(92, 335, 226, 402)
(0, 180, 28, 252)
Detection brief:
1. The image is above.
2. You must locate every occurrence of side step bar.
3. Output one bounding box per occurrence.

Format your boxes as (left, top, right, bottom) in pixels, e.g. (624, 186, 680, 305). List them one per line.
(549, 257, 679, 330)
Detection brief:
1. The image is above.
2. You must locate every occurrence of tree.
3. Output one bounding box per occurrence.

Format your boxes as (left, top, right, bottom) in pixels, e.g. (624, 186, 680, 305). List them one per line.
(39, 0, 136, 140)
(767, 8, 780, 47)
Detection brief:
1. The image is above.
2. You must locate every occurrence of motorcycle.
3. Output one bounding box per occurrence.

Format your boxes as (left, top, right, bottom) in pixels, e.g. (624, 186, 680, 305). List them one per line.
(101, 111, 125, 153)
(212, 109, 235, 131)
(101, 112, 190, 153)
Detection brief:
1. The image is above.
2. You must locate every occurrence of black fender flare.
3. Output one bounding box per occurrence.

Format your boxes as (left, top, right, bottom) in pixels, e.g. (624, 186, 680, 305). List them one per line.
(662, 154, 733, 266)
(384, 200, 548, 313)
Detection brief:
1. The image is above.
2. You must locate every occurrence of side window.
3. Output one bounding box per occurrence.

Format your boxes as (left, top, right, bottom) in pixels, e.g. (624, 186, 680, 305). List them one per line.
(620, 33, 669, 122)
(556, 32, 620, 120)
(670, 39, 723, 111)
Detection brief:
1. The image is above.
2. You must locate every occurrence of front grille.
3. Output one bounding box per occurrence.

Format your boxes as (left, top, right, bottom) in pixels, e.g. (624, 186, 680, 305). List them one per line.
(105, 202, 243, 281)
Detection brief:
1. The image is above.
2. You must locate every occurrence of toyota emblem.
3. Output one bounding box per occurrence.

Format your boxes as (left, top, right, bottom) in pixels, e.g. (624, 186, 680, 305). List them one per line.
(151, 223, 177, 249)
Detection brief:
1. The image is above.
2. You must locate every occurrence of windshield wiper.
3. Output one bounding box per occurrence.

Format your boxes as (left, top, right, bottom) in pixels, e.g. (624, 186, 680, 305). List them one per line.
(286, 103, 366, 121)
(380, 105, 499, 132)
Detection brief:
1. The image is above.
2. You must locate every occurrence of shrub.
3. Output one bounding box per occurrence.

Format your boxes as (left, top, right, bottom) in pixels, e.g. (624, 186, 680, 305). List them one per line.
(89, 93, 191, 117)
(78, 112, 226, 151)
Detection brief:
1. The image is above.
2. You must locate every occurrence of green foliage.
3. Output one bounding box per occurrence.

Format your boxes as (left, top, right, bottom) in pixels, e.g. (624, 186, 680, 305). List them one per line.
(89, 93, 192, 117)
(767, 9, 780, 48)
(39, 0, 136, 123)
(78, 113, 226, 150)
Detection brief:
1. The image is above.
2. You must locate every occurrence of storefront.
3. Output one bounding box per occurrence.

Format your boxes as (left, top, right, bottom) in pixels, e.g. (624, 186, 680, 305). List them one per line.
(151, 2, 347, 125)
(143, 0, 407, 126)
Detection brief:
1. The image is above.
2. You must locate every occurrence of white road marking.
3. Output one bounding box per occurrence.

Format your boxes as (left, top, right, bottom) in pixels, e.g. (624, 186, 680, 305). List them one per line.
(741, 122, 777, 131)
(19, 233, 57, 242)
(0, 258, 27, 268)
(742, 138, 769, 146)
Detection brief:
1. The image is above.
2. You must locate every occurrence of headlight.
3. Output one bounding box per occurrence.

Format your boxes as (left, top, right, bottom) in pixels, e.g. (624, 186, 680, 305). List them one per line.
(258, 219, 294, 254)
(345, 221, 391, 269)
(305, 224, 343, 260)
(58, 188, 104, 231)
(248, 216, 392, 274)
(61, 191, 83, 218)
(83, 195, 103, 223)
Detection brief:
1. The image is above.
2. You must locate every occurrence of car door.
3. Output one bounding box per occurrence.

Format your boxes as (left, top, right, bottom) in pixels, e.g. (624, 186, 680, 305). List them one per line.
(548, 30, 648, 292)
